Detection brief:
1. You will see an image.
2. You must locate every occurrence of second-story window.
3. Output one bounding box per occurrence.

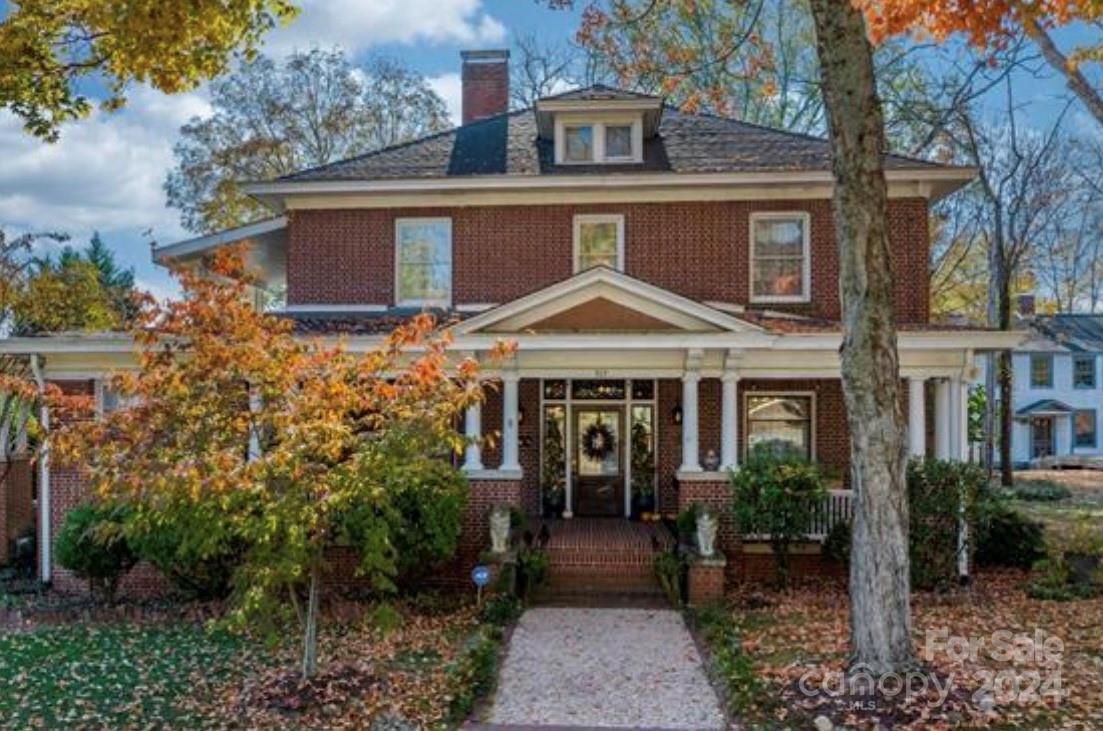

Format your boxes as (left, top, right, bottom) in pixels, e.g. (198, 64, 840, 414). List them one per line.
(574, 214, 624, 272)
(1073, 354, 1096, 389)
(395, 218, 451, 307)
(1030, 354, 1054, 388)
(750, 212, 811, 303)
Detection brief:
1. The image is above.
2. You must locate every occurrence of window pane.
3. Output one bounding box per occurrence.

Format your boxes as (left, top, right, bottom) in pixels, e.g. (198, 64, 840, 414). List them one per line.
(542, 405, 567, 514)
(564, 126, 593, 162)
(754, 219, 805, 256)
(746, 396, 812, 459)
(578, 220, 620, 271)
(1030, 355, 1053, 388)
(1074, 356, 1096, 388)
(397, 220, 450, 303)
(571, 379, 626, 400)
(606, 125, 633, 158)
(630, 405, 655, 504)
(746, 395, 810, 420)
(752, 258, 804, 297)
(543, 379, 567, 400)
(631, 379, 655, 400)
(1075, 410, 1096, 447)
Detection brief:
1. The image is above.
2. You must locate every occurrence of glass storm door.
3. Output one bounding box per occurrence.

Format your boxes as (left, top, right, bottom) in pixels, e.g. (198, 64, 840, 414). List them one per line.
(572, 407, 624, 517)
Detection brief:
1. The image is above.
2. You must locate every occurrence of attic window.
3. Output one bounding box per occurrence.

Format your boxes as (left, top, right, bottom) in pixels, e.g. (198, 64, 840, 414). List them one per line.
(555, 117, 642, 164)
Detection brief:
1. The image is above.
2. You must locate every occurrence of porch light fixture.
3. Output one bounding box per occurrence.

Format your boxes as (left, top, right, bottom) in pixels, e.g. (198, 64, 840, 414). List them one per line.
(672, 405, 683, 425)
(517, 406, 525, 425)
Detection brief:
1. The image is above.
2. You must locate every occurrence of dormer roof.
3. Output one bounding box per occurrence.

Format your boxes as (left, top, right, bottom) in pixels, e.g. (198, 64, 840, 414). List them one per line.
(533, 84, 664, 138)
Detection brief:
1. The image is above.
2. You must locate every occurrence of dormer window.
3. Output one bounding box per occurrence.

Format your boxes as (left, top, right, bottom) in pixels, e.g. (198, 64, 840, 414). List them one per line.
(564, 125, 595, 162)
(554, 117, 643, 164)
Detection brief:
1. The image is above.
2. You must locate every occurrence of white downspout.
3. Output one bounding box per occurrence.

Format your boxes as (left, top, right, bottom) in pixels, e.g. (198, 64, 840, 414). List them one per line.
(30, 354, 51, 584)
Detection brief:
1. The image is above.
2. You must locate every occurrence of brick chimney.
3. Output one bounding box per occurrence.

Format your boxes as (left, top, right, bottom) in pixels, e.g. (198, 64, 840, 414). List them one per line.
(1017, 293, 1036, 317)
(461, 49, 509, 125)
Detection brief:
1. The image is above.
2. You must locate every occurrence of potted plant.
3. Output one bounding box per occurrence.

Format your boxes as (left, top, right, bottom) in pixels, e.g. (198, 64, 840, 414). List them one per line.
(630, 419, 656, 519)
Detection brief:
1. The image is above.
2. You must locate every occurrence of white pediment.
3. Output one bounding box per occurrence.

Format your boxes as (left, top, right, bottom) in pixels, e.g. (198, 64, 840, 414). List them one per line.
(455, 267, 764, 335)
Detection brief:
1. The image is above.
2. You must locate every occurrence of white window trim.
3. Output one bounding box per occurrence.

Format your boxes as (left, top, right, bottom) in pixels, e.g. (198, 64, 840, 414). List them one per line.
(394, 217, 453, 308)
(554, 115, 644, 165)
(742, 390, 817, 461)
(573, 214, 625, 273)
(748, 211, 812, 304)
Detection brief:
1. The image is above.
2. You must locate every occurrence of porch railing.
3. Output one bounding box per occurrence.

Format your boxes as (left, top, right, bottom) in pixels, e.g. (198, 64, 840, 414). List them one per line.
(742, 489, 854, 542)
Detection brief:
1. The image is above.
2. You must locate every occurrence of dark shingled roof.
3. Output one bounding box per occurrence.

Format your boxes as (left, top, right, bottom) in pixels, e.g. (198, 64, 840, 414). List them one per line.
(1030, 314, 1103, 352)
(280, 93, 947, 183)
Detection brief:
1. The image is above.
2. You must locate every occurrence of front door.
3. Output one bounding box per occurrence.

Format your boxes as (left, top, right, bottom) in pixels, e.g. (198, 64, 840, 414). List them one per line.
(573, 407, 624, 517)
(1031, 416, 1055, 459)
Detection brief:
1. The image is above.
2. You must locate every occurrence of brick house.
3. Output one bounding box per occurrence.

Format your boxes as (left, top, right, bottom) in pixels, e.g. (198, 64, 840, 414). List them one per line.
(4, 50, 1021, 598)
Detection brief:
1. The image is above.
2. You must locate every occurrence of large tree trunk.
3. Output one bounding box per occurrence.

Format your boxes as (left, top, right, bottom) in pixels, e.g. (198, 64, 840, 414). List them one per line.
(808, 0, 916, 675)
(988, 243, 1015, 486)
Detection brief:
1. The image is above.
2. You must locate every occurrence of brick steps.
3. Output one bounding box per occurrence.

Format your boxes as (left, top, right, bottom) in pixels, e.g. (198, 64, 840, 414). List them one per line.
(536, 518, 672, 600)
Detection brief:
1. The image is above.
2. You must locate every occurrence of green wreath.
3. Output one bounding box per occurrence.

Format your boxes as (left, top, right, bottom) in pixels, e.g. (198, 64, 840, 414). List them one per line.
(581, 421, 617, 461)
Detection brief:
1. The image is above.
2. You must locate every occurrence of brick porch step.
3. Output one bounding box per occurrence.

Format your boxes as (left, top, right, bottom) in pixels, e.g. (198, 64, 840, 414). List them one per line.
(535, 517, 673, 599)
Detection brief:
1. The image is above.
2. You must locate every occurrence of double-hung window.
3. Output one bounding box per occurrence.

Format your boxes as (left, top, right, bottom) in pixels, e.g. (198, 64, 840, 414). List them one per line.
(1075, 409, 1097, 448)
(1030, 354, 1054, 389)
(745, 394, 814, 459)
(395, 218, 452, 307)
(556, 118, 642, 164)
(1073, 355, 1096, 389)
(750, 212, 811, 303)
(573, 214, 624, 272)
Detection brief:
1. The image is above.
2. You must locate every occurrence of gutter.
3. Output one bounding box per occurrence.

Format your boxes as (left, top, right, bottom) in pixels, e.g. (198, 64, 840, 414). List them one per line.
(29, 354, 50, 585)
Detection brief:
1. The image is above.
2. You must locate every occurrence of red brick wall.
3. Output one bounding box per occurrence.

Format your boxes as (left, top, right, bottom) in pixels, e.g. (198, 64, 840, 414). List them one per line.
(287, 198, 931, 324)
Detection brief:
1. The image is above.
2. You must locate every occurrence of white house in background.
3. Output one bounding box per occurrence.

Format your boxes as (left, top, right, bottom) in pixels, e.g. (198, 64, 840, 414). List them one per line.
(1010, 311, 1103, 467)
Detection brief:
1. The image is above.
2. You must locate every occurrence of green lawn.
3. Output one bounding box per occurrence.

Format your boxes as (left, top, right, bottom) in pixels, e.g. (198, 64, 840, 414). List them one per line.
(0, 621, 268, 729)
(1010, 470, 1103, 546)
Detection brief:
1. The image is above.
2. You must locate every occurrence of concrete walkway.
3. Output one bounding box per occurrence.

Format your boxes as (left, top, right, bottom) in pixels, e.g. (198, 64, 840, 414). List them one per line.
(486, 607, 726, 730)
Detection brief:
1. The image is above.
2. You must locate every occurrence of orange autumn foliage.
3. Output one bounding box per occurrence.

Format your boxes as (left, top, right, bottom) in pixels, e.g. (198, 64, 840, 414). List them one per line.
(856, 0, 1101, 47)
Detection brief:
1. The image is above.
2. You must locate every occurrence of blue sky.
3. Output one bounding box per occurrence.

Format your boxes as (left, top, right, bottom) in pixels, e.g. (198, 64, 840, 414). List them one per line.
(0, 1, 1094, 302)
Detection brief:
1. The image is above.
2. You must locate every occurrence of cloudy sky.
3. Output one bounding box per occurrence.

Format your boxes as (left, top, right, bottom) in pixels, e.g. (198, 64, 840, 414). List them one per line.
(0, 0, 581, 300)
(0, 1, 1093, 303)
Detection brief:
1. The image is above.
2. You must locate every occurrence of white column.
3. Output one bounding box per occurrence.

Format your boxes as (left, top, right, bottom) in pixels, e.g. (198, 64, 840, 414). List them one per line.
(680, 372, 701, 472)
(30, 354, 51, 584)
(948, 374, 966, 462)
(720, 372, 739, 470)
(934, 379, 951, 460)
(500, 373, 521, 472)
(463, 401, 483, 472)
(907, 377, 926, 459)
(956, 376, 970, 461)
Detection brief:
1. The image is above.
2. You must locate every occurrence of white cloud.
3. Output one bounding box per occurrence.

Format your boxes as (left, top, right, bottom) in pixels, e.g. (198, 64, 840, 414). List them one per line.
(266, 0, 506, 55)
(0, 85, 209, 240)
(428, 72, 463, 126)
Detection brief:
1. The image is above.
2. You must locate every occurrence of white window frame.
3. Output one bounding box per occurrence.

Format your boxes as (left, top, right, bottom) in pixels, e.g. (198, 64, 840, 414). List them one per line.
(573, 214, 625, 273)
(554, 114, 644, 165)
(748, 211, 812, 304)
(394, 217, 452, 308)
(742, 390, 817, 461)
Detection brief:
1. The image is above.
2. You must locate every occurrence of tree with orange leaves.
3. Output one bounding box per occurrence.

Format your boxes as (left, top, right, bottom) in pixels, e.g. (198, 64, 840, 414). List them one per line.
(859, 0, 1103, 127)
(51, 249, 512, 679)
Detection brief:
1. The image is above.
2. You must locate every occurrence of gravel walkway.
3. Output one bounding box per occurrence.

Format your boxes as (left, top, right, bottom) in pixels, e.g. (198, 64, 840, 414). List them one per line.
(488, 607, 726, 729)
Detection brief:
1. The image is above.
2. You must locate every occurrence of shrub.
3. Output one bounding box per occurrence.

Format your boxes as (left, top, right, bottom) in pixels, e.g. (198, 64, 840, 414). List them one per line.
(1027, 555, 1101, 601)
(730, 446, 826, 586)
(368, 602, 404, 635)
(974, 500, 1046, 569)
(54, 504, 137, 601)
(1013, 480, 1072, 502)
(690, 604, 766, 716)
(126, 504, 244, 600)
(515, 548, 549, 601)
(676, 504, 699, 545)
(446, 626, 503, 722)
(822, 518, 851, 566)
(907, 458, 985, 590)
(654, 549, 685, 606)
(479, 593, 522, 626)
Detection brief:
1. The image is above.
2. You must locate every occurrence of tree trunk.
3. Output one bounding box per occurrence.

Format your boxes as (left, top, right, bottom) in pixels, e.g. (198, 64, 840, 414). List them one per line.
(992, 261, 1015, 486)
(302, 561, 321, 680)
(808, 0, 916, 675)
